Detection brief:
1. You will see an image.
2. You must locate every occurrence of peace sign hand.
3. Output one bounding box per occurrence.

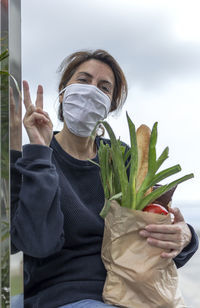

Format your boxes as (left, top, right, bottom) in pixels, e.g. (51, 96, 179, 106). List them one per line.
(23, 80, 53, 147)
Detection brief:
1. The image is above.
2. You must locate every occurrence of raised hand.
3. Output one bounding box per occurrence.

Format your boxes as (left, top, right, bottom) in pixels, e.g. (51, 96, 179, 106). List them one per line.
(22, 80, 53, 146)
(10, 86, 22, 151)
(139, 207, 192, 258)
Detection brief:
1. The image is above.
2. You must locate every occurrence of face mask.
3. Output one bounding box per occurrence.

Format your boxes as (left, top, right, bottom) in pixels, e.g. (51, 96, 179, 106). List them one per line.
(61, 83, 111, 137)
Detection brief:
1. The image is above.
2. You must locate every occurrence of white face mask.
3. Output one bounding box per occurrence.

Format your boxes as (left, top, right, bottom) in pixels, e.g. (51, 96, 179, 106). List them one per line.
(61, 83, 111, 137)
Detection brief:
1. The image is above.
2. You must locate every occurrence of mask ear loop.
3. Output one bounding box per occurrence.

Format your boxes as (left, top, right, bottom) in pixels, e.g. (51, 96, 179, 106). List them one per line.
(59, 87, 67, 96)
(53, 86, 67, 112)
(53, 86, 68, 129)
(55, 86, 67, 103)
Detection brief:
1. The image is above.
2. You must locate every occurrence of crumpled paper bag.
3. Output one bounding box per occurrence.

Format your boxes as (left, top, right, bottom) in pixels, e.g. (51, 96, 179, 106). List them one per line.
(101, 200, 186, 308)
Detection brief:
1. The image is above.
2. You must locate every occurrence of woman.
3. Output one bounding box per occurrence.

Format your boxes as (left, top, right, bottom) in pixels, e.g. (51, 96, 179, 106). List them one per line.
(11, 49, 199, 308)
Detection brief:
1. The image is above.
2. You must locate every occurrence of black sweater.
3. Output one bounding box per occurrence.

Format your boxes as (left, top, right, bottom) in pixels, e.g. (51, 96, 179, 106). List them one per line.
(11, 133, 199, 308)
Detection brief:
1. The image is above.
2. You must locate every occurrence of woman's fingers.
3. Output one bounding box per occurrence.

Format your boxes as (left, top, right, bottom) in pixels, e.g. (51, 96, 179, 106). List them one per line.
(146, 237, 178, 250)
(37, 109, 53, 128)
(35, 85, 43, 109)
(161, 250, 179, 259)
(23, 111, 49, 126)
(169, 207, 185, 224)
(144, 223, 183, 235)
(143, 235, 181, 259)
(22, 81, 53, 146)
(23, 81, 46, 113)
(25, 105, 51, 121)
(140, 228, 181, 251)
(139, 230, 180, 242)
(23, 80, 32, 110)
(35, 107, 50, 119)
(139, 207, 192, 259)
(23, 84, 52, 128)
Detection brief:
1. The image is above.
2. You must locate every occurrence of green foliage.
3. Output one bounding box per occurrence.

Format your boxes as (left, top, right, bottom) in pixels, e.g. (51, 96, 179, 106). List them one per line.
(0, 49, 9, 62)
(1, 44, 10, 307)
(1, 224, 10, 307)
(10, 275, 23, 297)
(96, 113, 194, 218)
(1, 47, 9, 180)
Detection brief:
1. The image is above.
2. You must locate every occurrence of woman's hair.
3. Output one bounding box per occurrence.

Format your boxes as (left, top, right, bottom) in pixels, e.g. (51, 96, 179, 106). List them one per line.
(57, 49, 128, 121)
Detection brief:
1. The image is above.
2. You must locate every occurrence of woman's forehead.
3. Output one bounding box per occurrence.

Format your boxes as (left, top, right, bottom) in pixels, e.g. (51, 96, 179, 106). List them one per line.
(74, 59, 115, 83)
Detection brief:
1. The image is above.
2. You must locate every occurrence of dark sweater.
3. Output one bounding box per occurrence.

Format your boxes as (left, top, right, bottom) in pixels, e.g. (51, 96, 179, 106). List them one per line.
(11, 133, 199, 308)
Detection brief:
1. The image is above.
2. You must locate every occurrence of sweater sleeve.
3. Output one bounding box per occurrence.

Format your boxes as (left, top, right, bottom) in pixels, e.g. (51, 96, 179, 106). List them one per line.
(11, 144, 65, 258)
(173, 224, 199, 268)
(11, 149, 23, 254)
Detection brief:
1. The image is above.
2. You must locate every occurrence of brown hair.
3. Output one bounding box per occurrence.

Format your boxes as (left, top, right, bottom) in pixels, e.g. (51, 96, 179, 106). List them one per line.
(57, 49, 128, 121)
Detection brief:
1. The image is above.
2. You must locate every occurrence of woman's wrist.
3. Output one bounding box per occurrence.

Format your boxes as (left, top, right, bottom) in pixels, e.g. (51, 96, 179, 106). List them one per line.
(10, 140, 22, 151)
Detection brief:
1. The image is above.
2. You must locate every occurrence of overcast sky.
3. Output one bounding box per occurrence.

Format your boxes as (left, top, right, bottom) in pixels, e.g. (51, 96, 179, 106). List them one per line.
(21, 0, 200, 205)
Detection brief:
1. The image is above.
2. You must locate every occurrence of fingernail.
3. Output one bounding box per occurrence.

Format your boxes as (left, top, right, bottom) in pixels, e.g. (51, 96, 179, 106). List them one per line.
(139, 230, 148, 237)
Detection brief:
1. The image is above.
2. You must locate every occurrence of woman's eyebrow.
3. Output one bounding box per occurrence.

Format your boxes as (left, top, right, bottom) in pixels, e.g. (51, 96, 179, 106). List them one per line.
(77, 72, 93, 78)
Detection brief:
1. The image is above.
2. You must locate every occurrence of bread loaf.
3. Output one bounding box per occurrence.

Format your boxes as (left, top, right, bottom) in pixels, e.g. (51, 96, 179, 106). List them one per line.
(136, 124, 152, 195)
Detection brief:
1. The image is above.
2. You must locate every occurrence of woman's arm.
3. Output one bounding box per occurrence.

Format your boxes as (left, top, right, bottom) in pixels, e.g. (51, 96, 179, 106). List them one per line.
(173, 223, 199, 268)
(11, 144, 65, 258)
(10, 81, 65, 258)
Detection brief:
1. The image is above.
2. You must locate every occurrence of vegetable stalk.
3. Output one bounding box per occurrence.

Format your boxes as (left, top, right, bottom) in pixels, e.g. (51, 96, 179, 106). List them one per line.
(94, 113, 194, 218)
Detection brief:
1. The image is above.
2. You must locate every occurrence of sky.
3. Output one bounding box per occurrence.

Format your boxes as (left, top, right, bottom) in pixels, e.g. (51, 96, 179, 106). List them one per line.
(21, 0, 200, 205)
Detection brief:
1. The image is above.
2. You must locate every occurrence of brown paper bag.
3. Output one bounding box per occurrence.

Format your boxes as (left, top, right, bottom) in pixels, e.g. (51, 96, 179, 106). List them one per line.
(101, 200, 186, 308)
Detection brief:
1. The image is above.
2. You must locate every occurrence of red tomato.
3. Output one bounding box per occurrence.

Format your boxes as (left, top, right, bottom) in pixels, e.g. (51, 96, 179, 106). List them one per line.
(143, 203, 168, 215)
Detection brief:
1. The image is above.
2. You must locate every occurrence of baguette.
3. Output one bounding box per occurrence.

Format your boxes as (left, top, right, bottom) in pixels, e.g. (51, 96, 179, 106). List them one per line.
(136, 124, 152, 195)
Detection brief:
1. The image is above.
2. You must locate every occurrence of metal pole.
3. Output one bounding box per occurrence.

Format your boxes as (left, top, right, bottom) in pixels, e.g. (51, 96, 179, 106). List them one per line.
(1, 0, 10, 306)
(9, 0, 23, 306)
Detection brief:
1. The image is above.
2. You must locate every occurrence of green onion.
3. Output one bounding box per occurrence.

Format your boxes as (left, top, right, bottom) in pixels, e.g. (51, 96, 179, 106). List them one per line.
(91, 114, 194, 218)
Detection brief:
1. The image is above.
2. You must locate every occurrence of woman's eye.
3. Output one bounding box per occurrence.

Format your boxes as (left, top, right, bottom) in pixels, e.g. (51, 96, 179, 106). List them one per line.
(101, 86, 110, 93)
(77, 78, 88, 83)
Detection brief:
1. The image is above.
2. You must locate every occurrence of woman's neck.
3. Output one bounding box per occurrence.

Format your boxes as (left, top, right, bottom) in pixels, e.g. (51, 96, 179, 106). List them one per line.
(55, 124, 97, 161)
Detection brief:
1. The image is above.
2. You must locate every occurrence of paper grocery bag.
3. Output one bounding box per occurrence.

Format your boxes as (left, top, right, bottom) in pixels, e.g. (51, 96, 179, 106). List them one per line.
(101, 200, 186, 308)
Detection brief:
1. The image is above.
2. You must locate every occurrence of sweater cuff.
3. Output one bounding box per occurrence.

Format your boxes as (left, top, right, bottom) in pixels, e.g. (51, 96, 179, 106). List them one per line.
(174, 223, 199, 268)
(181, 224, 199, 256)
(10, 150, 22, 162)
(22, 144, 53, 161)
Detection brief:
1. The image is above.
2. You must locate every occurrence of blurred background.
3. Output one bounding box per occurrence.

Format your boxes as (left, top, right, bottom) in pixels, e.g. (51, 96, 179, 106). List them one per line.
(12, 0, 200, 306)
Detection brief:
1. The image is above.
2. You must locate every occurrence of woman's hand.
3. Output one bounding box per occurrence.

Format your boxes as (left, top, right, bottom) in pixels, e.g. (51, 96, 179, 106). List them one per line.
(10, 86, 22, 151)
(139, 207, 192, 258)
(22, 80, 53, 146)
